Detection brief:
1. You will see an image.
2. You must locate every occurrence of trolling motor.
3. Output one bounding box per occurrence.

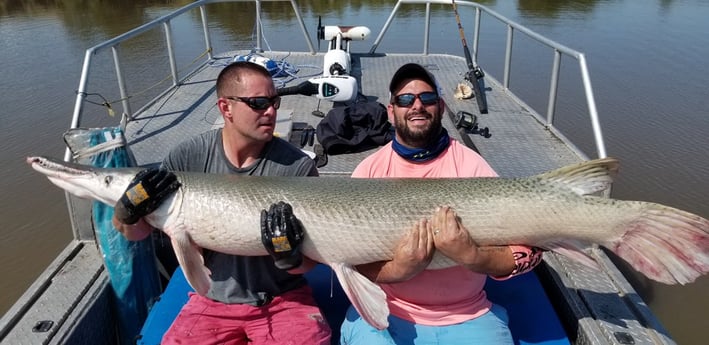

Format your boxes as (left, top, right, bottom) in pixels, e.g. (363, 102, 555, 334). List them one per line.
(317, 17, 370, 76)
(275, 19, 368, 118)
(277, 75, 358, 103)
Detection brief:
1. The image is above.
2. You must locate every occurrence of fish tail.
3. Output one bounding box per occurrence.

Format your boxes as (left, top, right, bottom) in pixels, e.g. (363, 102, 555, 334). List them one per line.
(609, 202, 709, 285)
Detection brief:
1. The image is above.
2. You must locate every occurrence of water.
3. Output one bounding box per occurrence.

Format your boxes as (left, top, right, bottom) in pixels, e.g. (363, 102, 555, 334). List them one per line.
(1, 1, 707, 344)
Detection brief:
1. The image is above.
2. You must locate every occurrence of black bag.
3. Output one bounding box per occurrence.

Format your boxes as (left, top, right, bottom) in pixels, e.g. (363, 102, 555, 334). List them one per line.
(315, 99, 393, 155)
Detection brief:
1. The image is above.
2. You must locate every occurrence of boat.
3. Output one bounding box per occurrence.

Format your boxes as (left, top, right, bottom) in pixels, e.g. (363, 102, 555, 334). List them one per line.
(0, 1, 677, 344)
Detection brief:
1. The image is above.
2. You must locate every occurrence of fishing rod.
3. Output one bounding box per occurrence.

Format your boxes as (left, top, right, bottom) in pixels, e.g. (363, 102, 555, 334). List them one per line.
(451, 0, 488, 114)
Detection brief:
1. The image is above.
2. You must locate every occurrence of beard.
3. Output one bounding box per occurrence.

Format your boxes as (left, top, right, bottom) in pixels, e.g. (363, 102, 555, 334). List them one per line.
(393, 110, 443, 148)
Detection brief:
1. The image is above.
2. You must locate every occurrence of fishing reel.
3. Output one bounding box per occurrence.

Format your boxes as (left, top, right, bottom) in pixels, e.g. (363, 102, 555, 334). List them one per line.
(455, 111, 491, 138)
(317, 16, 370, 76)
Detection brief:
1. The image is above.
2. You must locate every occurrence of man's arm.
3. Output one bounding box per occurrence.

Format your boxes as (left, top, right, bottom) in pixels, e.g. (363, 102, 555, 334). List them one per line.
(112, 217, 154, 241)
(432, 206, 541, 277)
(285, 257, 318, 274)
(455, 245, 517, 277)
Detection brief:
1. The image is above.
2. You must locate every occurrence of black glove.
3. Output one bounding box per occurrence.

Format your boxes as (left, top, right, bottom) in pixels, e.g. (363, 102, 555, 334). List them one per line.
(261, 201, 304, 270)
(113, 168, 181, 225)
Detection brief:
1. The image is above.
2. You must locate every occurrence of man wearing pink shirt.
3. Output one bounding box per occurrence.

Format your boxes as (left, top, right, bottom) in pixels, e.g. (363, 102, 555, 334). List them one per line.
(339, 63, 543, 344)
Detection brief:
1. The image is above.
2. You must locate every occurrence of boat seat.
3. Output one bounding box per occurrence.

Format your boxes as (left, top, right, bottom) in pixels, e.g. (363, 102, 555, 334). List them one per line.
(136, 267, 191, 345)
(137, 265, 569, 345)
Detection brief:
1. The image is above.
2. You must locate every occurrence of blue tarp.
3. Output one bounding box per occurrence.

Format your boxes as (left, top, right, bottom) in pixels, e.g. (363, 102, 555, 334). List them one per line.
(65, 127, 162, 345)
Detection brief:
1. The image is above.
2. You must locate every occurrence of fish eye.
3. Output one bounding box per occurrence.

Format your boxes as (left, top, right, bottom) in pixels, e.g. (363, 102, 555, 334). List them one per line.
(104, 176, 113, 186)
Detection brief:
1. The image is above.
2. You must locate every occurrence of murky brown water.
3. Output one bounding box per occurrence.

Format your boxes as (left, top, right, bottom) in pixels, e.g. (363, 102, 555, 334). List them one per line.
(1, 1, 707, 344)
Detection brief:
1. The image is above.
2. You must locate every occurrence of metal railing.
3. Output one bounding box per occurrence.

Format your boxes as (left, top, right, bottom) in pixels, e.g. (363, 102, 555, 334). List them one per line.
(68, 0, 607, 161)
(66, 0, 314, 162)
(371, 0, 607, 159)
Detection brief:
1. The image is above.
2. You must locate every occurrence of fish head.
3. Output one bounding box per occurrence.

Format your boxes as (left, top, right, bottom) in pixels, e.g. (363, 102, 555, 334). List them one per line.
(27, 156, 139, 206)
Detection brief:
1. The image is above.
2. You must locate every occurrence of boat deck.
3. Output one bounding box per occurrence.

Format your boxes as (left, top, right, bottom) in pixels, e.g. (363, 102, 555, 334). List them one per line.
(125, 51, 581, 177)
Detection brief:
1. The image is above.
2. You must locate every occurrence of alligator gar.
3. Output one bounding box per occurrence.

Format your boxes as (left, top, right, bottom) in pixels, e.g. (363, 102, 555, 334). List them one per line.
(27, 156, 709, 330)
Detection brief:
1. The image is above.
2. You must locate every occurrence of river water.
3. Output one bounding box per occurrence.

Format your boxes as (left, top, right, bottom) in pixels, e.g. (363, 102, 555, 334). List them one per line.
(1, 1, 707, 344)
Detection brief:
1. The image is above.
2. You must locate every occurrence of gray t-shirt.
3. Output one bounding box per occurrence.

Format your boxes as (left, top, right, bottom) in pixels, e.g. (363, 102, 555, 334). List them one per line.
(162, 128, 318, 305)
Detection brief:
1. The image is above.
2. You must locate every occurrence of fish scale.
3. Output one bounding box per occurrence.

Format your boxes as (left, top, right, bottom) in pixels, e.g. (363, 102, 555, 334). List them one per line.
(165, 170, 681, 268)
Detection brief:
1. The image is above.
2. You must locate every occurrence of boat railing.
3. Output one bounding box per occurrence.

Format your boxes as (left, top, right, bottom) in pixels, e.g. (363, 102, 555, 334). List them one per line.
(63, 0, 613, 241)
(69, 0, 606, 162)
(372, 0, 607, 159)
(66, 0, 314, 162)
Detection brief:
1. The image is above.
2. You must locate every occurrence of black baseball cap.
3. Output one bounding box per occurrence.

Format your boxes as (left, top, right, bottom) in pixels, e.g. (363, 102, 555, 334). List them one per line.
(389, 63, 439, 95)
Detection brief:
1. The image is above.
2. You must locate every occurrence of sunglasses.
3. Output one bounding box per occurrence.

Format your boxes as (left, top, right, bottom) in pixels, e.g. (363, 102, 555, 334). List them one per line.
(225, 96, 281, 110)
(392, 92, 439, 107)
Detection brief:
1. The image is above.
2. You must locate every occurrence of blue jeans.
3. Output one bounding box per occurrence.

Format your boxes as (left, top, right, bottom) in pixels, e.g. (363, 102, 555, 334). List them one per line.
(340, 303, 513, 345)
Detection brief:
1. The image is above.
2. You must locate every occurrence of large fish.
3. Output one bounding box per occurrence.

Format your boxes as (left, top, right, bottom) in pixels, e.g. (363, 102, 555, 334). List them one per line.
(27, 156, 709, 330)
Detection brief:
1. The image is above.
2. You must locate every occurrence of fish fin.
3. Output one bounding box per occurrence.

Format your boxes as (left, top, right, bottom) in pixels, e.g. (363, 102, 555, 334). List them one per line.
(330, 262, 389, 330)
(536, 158, 619, 196)
(169, 229, 211, 295)
(606, 202, 709, 285)
(544, 240, 600, 269)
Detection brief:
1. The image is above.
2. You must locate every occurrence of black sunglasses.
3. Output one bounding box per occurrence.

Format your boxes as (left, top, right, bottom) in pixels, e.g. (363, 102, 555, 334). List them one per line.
(392, 92, 439, 107)
(225, 96, 281, 110)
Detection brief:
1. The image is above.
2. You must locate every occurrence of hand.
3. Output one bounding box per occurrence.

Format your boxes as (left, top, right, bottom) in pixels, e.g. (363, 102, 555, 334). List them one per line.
(378, 219, 436, 283)
(261, 201, 304, 270)
(389, 218, 435, 280)
(432, 206, 522, 276)
(431, 206, 480, 266)
(355, 219, 434, 283)
(113, 168, 180, 225)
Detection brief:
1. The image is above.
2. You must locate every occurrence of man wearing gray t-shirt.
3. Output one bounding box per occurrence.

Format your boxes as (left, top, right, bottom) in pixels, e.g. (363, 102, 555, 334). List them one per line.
(112, 61, 331, 344)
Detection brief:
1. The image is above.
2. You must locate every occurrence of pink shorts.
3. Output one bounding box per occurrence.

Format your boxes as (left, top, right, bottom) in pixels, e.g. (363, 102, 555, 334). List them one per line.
(162, 286, 331, 345)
